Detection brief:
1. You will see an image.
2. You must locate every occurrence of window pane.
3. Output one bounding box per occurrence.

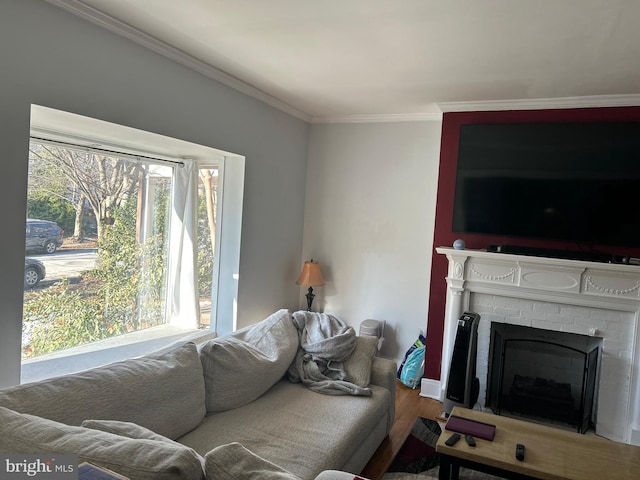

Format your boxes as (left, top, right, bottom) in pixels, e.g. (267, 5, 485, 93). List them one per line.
(22, 142, 173, 359)
(197, 167, 218, 328)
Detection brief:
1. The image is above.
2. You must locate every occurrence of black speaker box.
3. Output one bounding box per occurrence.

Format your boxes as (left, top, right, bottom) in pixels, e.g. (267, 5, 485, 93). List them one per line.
(443, 312, 480, 415)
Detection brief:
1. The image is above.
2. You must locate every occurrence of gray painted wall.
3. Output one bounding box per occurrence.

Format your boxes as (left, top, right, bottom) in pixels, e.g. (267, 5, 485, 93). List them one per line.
(303, 122, 442, 367)
(0, 1, 309, 387)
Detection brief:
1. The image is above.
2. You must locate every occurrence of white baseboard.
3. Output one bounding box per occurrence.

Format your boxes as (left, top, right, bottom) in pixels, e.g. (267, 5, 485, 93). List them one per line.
(419, 378, 442, 401)
(631, 428, 640, 446)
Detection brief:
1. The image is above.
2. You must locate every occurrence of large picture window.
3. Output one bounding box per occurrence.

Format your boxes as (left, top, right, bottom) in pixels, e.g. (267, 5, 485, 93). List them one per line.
(23, 141, 198, 360)
(22, 141, 175, 358)
(21, 106, 244, 382)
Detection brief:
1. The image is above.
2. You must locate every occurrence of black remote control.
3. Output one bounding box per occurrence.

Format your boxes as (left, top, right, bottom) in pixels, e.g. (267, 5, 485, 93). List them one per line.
(445, 433, 461, 446)
(465, 435, 476, 447)
(516, 443, 525, 461)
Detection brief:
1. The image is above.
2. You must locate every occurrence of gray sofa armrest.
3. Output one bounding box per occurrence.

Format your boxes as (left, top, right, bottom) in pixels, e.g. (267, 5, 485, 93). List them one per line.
(369, 357, 397, 430)
(369, 357, 397, 393)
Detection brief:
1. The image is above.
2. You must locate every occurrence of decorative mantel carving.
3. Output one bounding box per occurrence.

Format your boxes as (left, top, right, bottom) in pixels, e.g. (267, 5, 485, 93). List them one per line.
(438, 247, 640, 309)
(422, 247, 640, 446)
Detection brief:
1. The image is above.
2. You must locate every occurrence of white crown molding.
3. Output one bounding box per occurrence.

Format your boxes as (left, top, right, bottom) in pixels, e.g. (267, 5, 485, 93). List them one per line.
(45, 0, 312, 122)
(438, 94, 640, 112)
(311, 112, 443, 124)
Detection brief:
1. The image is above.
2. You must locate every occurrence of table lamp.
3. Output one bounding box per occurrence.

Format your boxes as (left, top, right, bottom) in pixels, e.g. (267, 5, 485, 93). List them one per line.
(296, 259, 325, 311)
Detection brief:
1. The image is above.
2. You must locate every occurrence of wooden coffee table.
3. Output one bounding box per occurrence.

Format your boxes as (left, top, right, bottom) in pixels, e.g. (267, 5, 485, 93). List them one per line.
(436, 407, 640, 480)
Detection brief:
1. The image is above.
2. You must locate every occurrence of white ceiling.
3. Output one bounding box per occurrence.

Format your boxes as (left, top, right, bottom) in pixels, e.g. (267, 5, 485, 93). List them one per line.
(50, 0, 640, 122)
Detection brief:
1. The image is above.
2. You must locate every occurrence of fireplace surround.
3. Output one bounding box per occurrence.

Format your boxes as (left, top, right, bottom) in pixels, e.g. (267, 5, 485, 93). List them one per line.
(422, 247, 640, 445)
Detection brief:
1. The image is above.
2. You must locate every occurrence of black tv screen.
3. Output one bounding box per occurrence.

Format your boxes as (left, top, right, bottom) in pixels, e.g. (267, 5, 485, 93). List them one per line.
(452, 122, 640, 248)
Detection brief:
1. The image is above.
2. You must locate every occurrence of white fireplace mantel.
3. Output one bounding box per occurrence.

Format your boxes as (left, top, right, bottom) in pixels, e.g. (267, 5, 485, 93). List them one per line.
(422, 247, 640, 445)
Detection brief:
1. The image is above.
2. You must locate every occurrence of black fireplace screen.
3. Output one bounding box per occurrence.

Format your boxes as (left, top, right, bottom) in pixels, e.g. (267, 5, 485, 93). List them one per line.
(486, 323, 602, 433)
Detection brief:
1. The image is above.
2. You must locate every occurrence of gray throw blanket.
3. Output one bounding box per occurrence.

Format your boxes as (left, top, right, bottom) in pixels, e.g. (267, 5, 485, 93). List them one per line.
(287, 311, 372, 396)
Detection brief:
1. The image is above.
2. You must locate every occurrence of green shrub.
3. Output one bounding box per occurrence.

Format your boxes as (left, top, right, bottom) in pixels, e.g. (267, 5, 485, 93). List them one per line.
(22, 279, 124, 358)
(26, 193, 75, 234)
(23, 198, 168, 358)
(197, 195, 214, 297)
(92, 199, 167, 332)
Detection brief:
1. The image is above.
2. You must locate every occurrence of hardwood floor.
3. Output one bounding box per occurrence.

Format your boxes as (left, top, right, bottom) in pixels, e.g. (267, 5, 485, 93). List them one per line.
(360, 381, 444, 480)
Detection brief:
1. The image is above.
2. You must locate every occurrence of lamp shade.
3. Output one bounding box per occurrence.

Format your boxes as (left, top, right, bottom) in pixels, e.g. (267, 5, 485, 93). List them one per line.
(296, 260, 325, 287)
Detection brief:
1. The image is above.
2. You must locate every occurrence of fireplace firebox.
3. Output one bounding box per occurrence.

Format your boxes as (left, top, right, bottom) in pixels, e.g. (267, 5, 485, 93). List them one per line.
(487, 323, 602, 433)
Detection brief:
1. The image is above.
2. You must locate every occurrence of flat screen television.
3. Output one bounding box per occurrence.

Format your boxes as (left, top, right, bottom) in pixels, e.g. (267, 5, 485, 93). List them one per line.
(452, 121, 640, 250)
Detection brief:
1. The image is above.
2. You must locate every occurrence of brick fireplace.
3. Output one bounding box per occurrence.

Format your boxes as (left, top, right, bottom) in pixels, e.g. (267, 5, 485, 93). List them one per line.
(422, 247, 640, 445)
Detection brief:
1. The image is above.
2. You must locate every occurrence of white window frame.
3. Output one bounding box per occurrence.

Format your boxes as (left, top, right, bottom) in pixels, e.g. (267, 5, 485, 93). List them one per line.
(20, 105, 244, 382)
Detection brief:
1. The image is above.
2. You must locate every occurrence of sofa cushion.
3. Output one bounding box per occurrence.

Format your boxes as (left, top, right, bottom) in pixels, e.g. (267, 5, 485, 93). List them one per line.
(204, 442, 301, 480)
(82, 419, 179, 445)
(177, 380, 392, 480)
(343, 336, 378, 387)
(199, 309, 298, 412)
(0, 342, 206, 440)
(0, 406, 204, 480)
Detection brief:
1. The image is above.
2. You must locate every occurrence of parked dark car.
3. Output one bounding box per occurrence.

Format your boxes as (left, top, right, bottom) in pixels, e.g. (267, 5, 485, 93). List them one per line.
(24, 257, 46, 288)
(25, 219, 64, 254)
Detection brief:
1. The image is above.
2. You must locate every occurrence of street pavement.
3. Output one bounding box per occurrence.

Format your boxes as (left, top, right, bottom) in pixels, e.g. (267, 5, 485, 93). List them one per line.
(27, 249, 97, 284)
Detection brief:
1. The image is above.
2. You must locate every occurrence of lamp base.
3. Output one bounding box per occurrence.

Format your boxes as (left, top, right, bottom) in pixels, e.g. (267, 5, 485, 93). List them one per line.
(305, 286, 315, 311)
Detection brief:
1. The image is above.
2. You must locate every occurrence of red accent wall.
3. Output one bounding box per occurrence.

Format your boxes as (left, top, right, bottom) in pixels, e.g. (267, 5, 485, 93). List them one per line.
(424, 106, 640, 380)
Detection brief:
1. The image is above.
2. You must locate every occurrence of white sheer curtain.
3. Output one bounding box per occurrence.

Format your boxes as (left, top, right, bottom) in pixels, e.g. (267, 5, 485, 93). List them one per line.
(167, 160, 199, 326)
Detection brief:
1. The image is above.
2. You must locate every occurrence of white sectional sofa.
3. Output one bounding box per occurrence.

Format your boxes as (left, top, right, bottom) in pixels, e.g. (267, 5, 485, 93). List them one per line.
(0, 309, 396, 480)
